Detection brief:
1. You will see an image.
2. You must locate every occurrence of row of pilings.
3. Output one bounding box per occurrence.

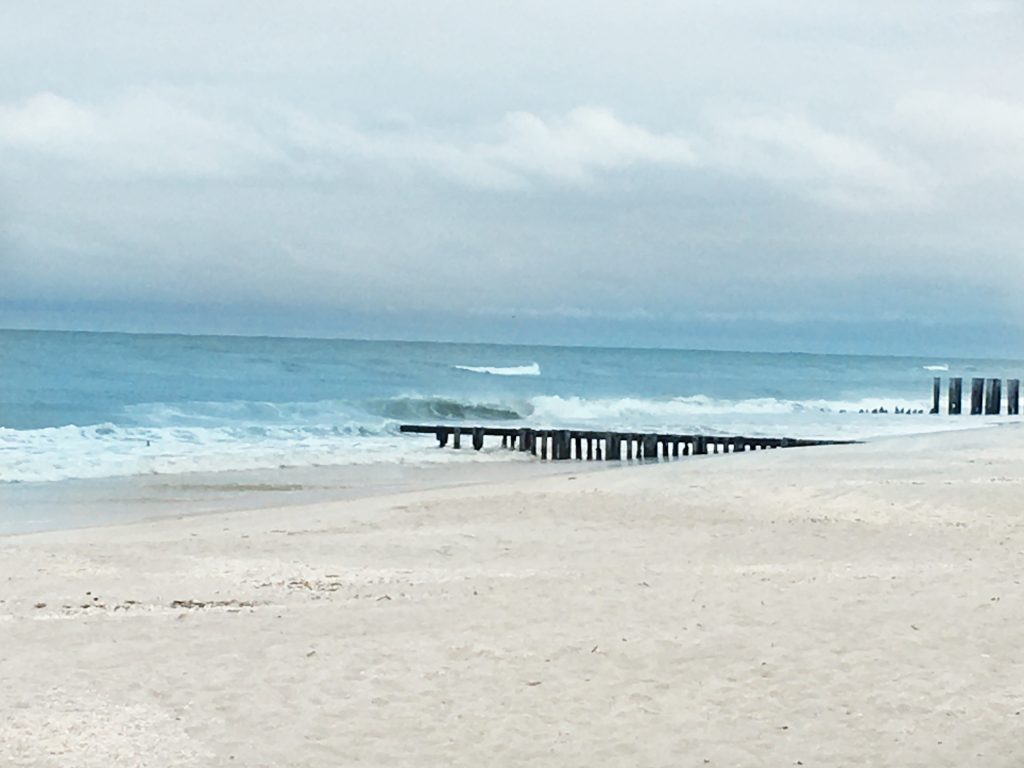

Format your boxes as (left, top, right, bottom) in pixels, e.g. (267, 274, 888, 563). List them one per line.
(929, 377, 1021, 416)
(399, 425, 854, 461)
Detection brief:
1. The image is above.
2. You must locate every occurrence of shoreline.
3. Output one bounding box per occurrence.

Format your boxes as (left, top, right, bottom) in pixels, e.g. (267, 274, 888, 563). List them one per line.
(2, 421, 1013, 538)
(3, 425, 1023, 765)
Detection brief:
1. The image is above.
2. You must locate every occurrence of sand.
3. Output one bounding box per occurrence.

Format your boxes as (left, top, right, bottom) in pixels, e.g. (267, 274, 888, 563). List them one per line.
(2, 427, 1023, 767)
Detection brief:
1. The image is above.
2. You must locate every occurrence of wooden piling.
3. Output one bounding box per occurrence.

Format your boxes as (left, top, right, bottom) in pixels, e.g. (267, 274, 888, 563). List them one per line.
(606, 433, 621, 460)
(453, 428, 462, 449)
(472, 427, 485, 451)
(672, 440, 680, 457)
(436, 427, 449, 447)
(586, 438, 593, 461)
(985, 378, 1002, 415)
(554, 430, 571, 460)
(948, 378, 962, 415)
(971, 378, 984, 415)
(625, 437, 633, 460)
(733, 436, 745, 453)
(1009, 379, 1020, 416)
(642, 433, 658, 460)
(931, 377, 940, 414)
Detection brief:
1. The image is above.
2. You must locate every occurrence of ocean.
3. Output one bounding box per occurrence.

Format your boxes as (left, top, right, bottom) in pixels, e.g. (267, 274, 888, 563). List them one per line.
(2, 328, 1019, 489)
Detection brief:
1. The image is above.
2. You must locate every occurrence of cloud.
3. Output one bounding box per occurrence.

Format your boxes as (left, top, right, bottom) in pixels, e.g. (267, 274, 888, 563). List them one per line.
(708, 113, 929, 210)
(0, 92, 697, 190)
(896, 91, 1024, 178)
(0, 90, 282, 179)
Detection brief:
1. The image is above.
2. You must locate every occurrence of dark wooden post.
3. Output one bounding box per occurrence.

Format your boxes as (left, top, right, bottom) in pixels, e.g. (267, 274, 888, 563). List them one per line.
(930, 377, 940, 414)
(606, 433, 621, 460)
(971, 378, 984, 415)
(472, 427, 485, 451)
(672, 440, 679, 457)
(625, 438, 633, 460)
(561, 430, 574, 460)
(501, 434, 508, 448)
(712, 440, 719, 454)
(1008, 379, 1020, 416)
(694, 436, 707, 455)
(733, 436, 745, 452)
(517, 428, 528, 451)
(661, 439, 669, 458)
(529, 430, 537, 456)
(642, 433, 659, 460)
(586, 438, 593, 461)
(948, 378, 962, 415)
(985, 379, 1002, 415)
(436, 427, 450, 447)
(453, 428, 462, 449)
(595, 439, 603, 461)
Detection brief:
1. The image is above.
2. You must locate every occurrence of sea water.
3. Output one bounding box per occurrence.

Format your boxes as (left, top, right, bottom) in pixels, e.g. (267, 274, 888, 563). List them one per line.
(3, 328, 1019, 489)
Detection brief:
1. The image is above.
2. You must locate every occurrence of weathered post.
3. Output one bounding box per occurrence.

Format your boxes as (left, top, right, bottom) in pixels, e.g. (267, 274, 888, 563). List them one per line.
(472, 427, 485, 451)
(948, 378, 962, 415)
(540, 431, 548, 459)
(625, 438, 633, 460)
(985, 378, 1002, 415)
(930, 377, 941, 414)
(1008, 379, 1020, 416)
(574, 435, 582, 460)
(642, 433, 659, 460)
(606, 433, 621, 460)
(453, 428, 462, 449)
(528, 430, 537, 456)
(554, 430, 571, 460)
(695, 435, 708, 455)
(971, 378, 984, 415)
(733, 436, 745, 453)
(501, 434, 508, 448)
(517, 428, 528, 452)
(672, 440, 680, 457)
(661, 439, 669, 458)
(436, 427, 450, 447)
(586, 437, 593, 461)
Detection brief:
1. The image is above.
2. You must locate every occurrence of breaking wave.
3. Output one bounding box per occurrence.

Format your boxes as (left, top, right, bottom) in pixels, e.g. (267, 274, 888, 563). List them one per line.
(454, 363, 541, 376)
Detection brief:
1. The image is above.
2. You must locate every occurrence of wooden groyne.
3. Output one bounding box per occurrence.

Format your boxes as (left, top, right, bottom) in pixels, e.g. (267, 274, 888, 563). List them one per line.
(399, 425, 856, 461)
(929, 377, 1021, 416)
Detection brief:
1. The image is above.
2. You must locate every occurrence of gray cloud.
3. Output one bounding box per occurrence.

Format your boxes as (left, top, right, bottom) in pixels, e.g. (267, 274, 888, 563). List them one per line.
(1, 0, 1023, 352)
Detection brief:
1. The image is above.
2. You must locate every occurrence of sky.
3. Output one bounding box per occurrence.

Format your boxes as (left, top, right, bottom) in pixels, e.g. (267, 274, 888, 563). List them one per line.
(1, 0, 1023, 355)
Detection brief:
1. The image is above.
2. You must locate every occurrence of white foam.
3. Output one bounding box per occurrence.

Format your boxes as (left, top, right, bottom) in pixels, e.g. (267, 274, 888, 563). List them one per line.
(454, 363, 541, 376)
(0, 424, 528, 484)
(922, 364, 949, 371)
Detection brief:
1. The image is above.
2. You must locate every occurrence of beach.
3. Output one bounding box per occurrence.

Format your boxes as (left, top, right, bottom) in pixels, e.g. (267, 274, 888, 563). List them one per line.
(2, 426, 1023, 767)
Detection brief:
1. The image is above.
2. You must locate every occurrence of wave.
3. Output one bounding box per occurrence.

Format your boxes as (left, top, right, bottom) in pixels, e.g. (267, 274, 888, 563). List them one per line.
(4, 391, 996, 485)
(922, 364, 949, 371)
(527, 394, 932, 424)
(369, 396, 526, 422)
(454, 363, 541, 376)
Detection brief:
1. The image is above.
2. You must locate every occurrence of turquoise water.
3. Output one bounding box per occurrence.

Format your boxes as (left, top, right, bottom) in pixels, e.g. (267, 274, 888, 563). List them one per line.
(2, 329, 1019, 484)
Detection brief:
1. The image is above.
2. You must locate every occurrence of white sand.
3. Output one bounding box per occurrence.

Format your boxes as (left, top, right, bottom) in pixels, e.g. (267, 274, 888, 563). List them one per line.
(2, 427, 1023, 767)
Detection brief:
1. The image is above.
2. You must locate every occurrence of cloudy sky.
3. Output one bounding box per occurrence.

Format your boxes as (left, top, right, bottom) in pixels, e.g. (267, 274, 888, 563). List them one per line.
(1, 1, 1023, 354)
